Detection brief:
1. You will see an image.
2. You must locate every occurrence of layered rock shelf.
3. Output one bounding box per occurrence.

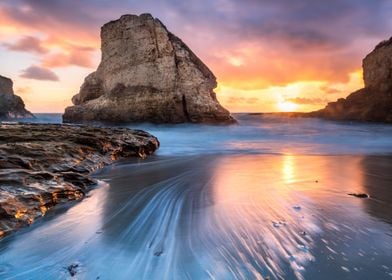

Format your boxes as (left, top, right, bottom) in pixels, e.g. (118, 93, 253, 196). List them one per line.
(0, 123, 159, 237)
(63, 13, 234, 124)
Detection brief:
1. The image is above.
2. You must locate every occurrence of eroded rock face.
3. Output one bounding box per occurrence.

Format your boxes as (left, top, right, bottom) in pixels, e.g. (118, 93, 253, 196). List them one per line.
(63, 13, 234, 124)
(363, 38, 392, 92)
(0, 124, 159, 237)
(310, 37, 392, 123)
(0, 75, 34, 119)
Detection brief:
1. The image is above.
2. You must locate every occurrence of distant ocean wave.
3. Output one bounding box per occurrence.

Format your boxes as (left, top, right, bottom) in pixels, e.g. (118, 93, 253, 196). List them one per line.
(29, 113, 392, 156)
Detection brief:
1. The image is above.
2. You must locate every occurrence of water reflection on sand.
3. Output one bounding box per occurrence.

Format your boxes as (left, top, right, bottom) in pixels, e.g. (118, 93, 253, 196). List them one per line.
(0, 155, 391, 279)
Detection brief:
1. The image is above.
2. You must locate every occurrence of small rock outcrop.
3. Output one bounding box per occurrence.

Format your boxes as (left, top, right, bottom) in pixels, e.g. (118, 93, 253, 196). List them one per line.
(0, 75, 33, 119)
(0, 124, 159, 237)
(63, 13, 234, 124)
(310, 37, 392, 123)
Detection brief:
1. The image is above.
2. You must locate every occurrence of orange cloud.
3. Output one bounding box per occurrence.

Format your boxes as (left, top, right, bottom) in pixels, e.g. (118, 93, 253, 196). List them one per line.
(226, 96, 260, 104)
(217, 70, 363, 113)
(0, 6, 99, 69)
(286, 97, 331, 105)
(0, 6, 99, 47)
(2, 35, 48, 54)
(207, 40, 361, 91)
(2, 35, 97, 69)
(0, 1, 382, 113)
(41, 42, 96, 68)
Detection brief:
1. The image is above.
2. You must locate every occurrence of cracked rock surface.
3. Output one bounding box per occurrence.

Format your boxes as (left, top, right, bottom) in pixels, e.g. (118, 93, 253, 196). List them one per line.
(0, 123, 159, 237)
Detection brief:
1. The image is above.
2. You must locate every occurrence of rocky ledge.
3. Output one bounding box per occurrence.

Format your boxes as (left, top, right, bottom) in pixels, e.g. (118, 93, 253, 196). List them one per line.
(0, 124, 159, 237)
(309, 37, 392, 123)
(0, 75, 34, 119)
(63, 13, 234, 124)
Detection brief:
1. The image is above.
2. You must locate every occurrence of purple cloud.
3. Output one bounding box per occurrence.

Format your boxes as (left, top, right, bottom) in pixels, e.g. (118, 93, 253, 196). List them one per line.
(3, 36, 47, 54)
(2, 0, 392, 86)
(20, 65, 59, 81)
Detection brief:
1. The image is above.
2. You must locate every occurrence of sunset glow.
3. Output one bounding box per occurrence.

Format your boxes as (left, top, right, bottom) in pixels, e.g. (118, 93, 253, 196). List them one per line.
(0, 1, 390, 113)
(2, 2, 392, 279)
(277, 101, 298, 112)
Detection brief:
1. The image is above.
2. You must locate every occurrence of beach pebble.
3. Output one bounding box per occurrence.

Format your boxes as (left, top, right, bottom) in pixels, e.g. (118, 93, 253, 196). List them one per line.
(154, 250, 163, 257)
(272, 221, 287, 228)
(67, 263, 79, 277)
(348, 193, 369, 199)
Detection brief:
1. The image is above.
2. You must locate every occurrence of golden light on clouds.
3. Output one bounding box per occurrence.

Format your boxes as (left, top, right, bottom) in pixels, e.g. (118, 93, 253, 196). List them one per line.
(0, 0, 378, 114)
(227, 56, 244, 67)
(277, 101, 298, 112)
(217, 69, 364, 113)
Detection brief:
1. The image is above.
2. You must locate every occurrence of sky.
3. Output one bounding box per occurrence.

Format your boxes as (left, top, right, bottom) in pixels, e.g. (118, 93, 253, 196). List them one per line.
(0, 0, 391, 113)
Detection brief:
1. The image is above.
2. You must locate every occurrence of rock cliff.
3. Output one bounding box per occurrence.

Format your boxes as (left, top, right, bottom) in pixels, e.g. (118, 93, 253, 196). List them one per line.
(0, 124, 159, 237)
(63, 14, 234, 123)
(310, 37, 392, 123)
(0, 75, 33, 119)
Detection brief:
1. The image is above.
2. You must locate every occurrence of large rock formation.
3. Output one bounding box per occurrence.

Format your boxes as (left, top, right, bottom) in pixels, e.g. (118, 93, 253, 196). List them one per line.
(0, 75, 33, 119)
(63, 14, 234, 124)
(0, 123, 159, 237)
(310, 38, 392, 123)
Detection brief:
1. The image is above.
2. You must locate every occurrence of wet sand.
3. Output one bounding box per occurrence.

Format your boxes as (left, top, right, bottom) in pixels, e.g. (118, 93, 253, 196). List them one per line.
(0, 154, 391, 279)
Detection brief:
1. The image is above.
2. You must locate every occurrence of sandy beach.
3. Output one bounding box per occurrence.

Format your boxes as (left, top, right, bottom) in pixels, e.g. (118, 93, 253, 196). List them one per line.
(1, 153, 391, 279)
(1, 3, 392, 278)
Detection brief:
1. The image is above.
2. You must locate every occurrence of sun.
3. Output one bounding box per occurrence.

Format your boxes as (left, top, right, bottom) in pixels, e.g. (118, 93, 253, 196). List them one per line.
(277, 101, 298, 112)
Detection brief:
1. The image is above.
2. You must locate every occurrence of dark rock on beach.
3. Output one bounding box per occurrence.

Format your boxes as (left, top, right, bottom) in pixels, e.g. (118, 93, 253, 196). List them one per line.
(63, 13, 234, 124)
(0, 123, 159, 237)
(67, 263, 80, 277)
(309, 37, 392, 123)
(348, 193, 369, 199)
(0, 75, 34, 119)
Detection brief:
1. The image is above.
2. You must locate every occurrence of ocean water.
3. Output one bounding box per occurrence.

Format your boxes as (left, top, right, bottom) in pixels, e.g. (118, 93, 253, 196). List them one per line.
(1, 114, 392, 280)
(24, 113, 392, 156)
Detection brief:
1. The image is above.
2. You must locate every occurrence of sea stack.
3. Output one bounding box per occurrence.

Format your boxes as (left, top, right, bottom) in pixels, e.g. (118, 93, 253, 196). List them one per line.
(63, 13, 234, 123)
(310, 37, 392, 123)
(0, 75, 33, 119)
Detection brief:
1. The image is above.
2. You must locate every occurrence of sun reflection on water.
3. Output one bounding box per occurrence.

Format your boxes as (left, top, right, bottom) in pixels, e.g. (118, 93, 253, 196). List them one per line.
(1, 155, 390, 280)
(210, 155, 319, 279)
(282, 154, 296, 185)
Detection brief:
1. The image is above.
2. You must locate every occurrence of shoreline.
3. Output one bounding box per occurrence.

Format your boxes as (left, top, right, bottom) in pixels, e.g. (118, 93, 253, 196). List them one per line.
(0, 123, 159, 238)
(2, 153, 391, 279)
